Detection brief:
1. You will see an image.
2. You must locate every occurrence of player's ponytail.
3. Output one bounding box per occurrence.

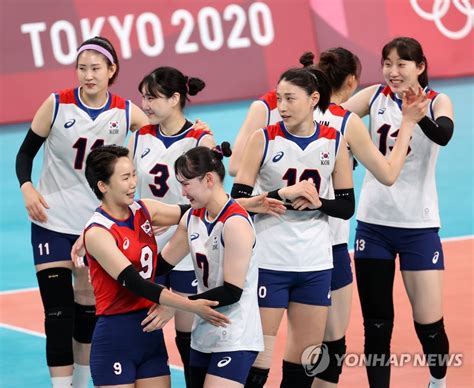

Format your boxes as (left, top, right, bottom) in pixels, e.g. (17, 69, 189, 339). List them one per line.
(175, 142, 232, 183)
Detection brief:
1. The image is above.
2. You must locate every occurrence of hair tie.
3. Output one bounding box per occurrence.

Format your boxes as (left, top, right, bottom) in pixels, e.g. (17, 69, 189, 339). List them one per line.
(77, 44, 114, 64)
(212, 145, 224, 160)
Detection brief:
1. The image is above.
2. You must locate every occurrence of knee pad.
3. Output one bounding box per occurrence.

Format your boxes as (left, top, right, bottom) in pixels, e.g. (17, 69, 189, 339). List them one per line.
(37, 268, 75, 367)
(245, 366, 269, 388)
(415, 318, 449, 379)
(281, 360, 314, 388)
(315, 336, 346, 383)
(364, 319, 394, 354)
(73, 303, 97, 344)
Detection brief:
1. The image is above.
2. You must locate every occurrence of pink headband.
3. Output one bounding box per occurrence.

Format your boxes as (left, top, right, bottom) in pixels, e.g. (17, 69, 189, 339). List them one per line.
(77, 44, 115, 64)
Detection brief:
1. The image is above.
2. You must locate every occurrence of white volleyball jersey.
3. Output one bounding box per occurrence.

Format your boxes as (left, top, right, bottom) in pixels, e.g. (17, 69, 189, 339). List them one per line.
(357, 85, 441, 228)
(314, 103, 354, 246)
(187, 199, 264, 353)
(133, 123, 211, 271)
(254, 121, 341, 271)
(35, 88, 130, 235)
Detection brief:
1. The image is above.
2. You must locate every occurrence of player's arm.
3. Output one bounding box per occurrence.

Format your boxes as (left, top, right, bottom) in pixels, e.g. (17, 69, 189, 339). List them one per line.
(229, 101, 268, 176)
(86, 226, 229, 325)
(141, 198, 189, 227)
(418, 93, 454, 146)
(198, 133, 217, 148)
(231, 128, 265, 198)
(127, 132, 137, 160)
(16, 95, 55, 223)
(342, 84, 380, 118)
(189, 217, 254, 307)
(129, 103, 149, 132)
(156, 214, 191, 275)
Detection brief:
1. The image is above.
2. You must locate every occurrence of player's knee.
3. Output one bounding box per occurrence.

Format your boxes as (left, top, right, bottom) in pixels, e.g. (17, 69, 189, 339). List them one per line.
(73, 303, 97, 344)
(37, 268, 75, 366)
(315, 336, 347, 383)
(281, 360, 313, 388)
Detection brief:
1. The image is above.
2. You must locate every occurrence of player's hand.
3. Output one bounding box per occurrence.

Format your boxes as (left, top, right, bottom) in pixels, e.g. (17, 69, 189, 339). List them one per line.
(192, 118, 213, 134)
(236, 193, 286, 216)
(21, 182, 49, 223)
(153, 225, 170, 236)
(71, 233, 86, 267)
(191, 299, 230, 327)
(141, 304, 176, 332)
(280, 180, 321, 208)
(402, 86, 429, 124)
(291, 197, 318, 210)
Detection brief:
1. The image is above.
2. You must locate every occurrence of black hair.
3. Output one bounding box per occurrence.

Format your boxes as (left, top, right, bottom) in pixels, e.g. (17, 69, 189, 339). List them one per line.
(278, 67, 331, 112)
(76, 36, 120, 85)
(85, 145, 129, 200)
(382, 37, 428, 87)
(174, 142, 232, 183)
(139, 66, 206, 109)
(317, 48, 361, 93)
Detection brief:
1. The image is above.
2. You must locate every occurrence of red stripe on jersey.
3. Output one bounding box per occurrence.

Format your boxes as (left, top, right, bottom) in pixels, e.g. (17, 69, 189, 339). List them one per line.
(138, 124, 157, 136)
(109, 94, 126, 109)
(185, 128, 211, 140)
(191, 208, 206, 220)
(318, 125, 338, 140)
(58, 88, 76, 104)
(426, 89, 439, 100)
(265, 122, 286, 140)
(328, 104, 349, 117)
(217, 202, 249, 224)
(382, 85, 392, 96)
(260, 89, 277, 110)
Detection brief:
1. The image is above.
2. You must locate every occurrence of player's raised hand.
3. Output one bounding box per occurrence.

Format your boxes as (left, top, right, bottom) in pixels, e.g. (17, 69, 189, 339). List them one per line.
(141, 304, 176, 332)
(236, 193, 286, 216)
(402, 85, 429, 124)
(191, 299, 230, 327)
(192, 118, 213, 134)
(21, 182, 49, 223)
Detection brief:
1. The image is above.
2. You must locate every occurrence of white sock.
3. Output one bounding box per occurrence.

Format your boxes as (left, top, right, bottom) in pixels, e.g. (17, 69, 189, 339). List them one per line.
(51, 375, 72, 388)
(72, 363, 91, 388)
(429, 375, 447, 388)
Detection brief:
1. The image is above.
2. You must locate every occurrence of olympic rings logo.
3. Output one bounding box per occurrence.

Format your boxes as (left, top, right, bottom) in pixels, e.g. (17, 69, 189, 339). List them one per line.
(410, 0, 474, 39)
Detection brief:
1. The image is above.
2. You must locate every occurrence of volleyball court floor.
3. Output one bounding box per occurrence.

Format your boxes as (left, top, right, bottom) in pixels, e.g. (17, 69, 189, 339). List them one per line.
(0, 78, 472, 387)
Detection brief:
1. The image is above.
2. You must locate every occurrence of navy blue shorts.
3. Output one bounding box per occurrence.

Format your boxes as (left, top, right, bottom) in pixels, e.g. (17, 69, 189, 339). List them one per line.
(331, 243, 353, 291)
(190, 349, 258, 384)
(354, 221, 444, 271)
(155, 270, 197, 294)
(90, 309, 170, 386)
(257, 269, 332, 308)
(31, 223, 79, 265)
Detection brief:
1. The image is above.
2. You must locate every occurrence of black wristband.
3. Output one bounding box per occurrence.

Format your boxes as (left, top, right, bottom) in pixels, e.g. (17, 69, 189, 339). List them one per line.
(318, 188, 355, 220)
(231, 183, 253, 198)
(178, 204, 191, 219)
(267, 189, 282, 200)
(155, 252, 175, 277)
(117, 264, 165, 304)
(188, 281, 243, 308)
(15, 128, 47, 187)
(418, 116, 453, 146)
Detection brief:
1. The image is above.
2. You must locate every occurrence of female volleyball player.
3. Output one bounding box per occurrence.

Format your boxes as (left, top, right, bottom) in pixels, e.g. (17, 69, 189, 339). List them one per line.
(343, 37, 454, 388)
(15, 36, 149, 388)
(232, 67, 354, 388)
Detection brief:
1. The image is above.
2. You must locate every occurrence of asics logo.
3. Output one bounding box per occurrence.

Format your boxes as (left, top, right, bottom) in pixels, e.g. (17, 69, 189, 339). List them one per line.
(123, 238, 130, 250)
(432, 251, 440, 264)
(217, 356, 232, 367)
(64, 119, 76, 128)
(190, 233, 199, 241)
(272, 151, 284, 162)
(141, 148, 151, 158)
(378, 108, 386, 115)
(191, 279, 198, 287)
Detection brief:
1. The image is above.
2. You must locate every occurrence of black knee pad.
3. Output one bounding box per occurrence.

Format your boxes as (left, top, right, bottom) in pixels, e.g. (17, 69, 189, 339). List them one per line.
(175, 331, 191, 387)
(37, 268, 75, 367)
(415, 318, 449, 379)
(245, 366, 270, 388)
(315, 336, 347, 383)
(281, 360, 314, 388)
(73, 303, 97, 344)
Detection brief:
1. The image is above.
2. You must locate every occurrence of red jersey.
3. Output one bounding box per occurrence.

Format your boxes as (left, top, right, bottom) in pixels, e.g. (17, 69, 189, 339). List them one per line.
(84, 201, 157, 315)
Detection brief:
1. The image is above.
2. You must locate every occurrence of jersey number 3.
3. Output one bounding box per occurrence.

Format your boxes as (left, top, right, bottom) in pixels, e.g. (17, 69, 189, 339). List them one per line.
(149, 163, 170, 197)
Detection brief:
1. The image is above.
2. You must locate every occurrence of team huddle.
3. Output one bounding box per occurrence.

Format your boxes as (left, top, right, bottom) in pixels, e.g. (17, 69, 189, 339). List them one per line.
(15, 35, 454, 388)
